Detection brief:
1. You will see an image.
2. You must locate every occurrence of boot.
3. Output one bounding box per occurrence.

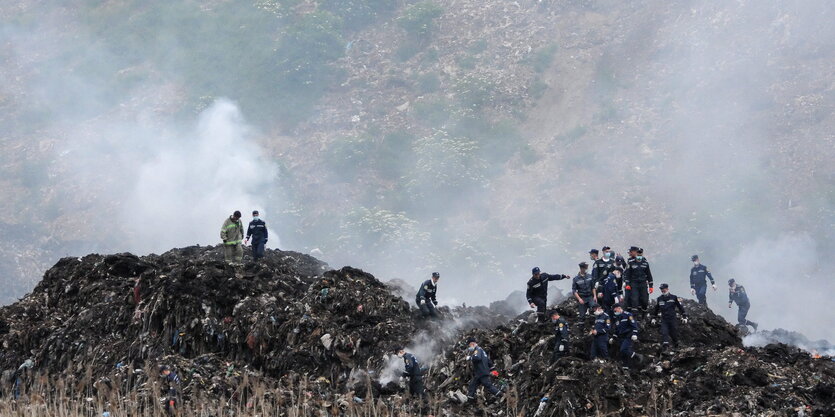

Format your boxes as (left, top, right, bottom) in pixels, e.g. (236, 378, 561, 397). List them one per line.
(750, 321, 758, 331)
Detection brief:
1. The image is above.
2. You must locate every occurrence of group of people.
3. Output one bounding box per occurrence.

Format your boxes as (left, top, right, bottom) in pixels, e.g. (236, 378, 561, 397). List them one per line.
(403, 245, 759, 402)
(220, 210, 269, 264)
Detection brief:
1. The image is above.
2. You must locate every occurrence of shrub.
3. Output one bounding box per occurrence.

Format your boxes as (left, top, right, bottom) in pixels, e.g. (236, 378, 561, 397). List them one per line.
(397, 1, 444, 40)
(415, 72, 441, 94)
(319, 0, 398, 28)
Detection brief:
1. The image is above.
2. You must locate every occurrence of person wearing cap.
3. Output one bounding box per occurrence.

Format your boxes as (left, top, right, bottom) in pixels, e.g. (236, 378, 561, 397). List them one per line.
(245, 210, 269, 261)
(728, 279, 758, 331)
(652, 283, 687, 353)
(415, 272, 440, 319)
(592, 247, 615, 287)
(159, 365, 181, 413)
(572, 262, 597, 328)
(464, 337, 502, 401)
(396, 347, 425, 397)
(596, 267, 623, 316)
(220, 211, 245, 264)
(623, 246, 654, 319)
(527, 267, 570, 322)
(610, 303, 639, 369)
(550, 310, 570, 361)
(689, 255, 716, 305)
(589, 304, 611, 360)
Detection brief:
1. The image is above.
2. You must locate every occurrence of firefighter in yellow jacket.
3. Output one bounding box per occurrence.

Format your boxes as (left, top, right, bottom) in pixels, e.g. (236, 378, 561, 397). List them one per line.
(221, 211, 244, 264)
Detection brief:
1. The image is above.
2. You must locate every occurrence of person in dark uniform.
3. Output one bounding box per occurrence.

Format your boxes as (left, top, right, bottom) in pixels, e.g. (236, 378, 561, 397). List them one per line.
(589, 304, 611, 360)
(415, 272, 440, 319)
(624, 246, 654, 319)
(621, 246, 638, 310)
(728, 279, 758, 331)
(526, 267, 570, 322)
(464, 337, 502, 401)
(572, 262, 597, 329)
(596, 267, 623, 316)
(593, 247, 616, 286)
(611, 304, 639, 369)
(245, 210, 269, 260)
(550, 310, 570, 361)
(689, 255, 717, 305)
(652, 283, 687, 353)
(396, 347, 425, 398)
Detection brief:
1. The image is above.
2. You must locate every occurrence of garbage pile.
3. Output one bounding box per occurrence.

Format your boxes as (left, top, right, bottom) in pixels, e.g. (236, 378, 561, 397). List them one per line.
(426, 298, 835, 416)
(1, 247, 833, 416)
(0, 246, 422, 401)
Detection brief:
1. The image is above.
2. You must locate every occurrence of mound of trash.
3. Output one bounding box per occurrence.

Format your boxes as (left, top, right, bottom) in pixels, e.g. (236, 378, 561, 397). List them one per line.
(0, 246, 421, 398)
(425, 298, 835, 416)
(1, 247, 833, 416)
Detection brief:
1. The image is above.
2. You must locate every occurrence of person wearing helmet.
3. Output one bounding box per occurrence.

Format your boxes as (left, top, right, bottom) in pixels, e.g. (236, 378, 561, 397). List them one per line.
(415, 272, 441, 319)
(526, 267, 570, 322)
(689, 255, 717, 305)
(220, 211, 244, 265)
(652, 283, 687, 353)
(728, 279, 758, 331)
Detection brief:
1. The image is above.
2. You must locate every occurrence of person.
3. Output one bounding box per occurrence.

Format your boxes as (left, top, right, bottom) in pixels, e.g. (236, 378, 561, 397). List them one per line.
(689, 255, 716, 305)
(416, 272, 440, 319)
(572, 262, 597, 328)
(550, 310, 570, 361)
(159, 365, 181, 414)
(12, 359, 34, 400)
(596, 267, 623, 316)
(593, 247, 616, 286)
(464, 337, 502, 401)
(246, 210, 269, 260)
(526, 267, 570, 322)
(589, 304, 611, 360)
(652, 283, 687, 353)
(220, 211, 244, 264)
(611, 303, 639, 369)
(728, 279, 758, 330)
(396, 348, 425, 397)
(621, 246, 638, 310)
(623, 246, 654, 319)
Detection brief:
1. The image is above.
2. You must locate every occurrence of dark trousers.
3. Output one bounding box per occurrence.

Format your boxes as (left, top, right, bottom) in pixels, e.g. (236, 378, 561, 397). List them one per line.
(590, 334, 609, 359)
(623, 287, 632, 309)
(408, 376, 425, 397)
(252, 240, 266, 259)
(418, 301, 439, 318)
(618, 337, 634, 366)
(601, 298, 616, 317)
(467, 375, 500, 398)
(532, 297, 547, 322)
(694, 285, 707, 305)
(660, 318, 678, 347)
(552, 338, 568, 361)
(628, 282, 649, 317)
(737, 303, 754, 326)
(577, 296, 596, 321)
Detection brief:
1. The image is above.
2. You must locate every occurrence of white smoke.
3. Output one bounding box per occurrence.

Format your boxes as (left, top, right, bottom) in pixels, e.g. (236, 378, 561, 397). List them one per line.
(722, 234, 832, 341)
(379, 315, 479, 385)
(122, 99, 279, 253)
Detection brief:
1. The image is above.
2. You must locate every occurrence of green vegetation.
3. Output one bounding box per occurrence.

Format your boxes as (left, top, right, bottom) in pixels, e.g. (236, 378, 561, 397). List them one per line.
(320, 0, 398, 28)
(528, 43, 559, 73)
(415, 72, 441, 94)
(397, 1, 444, 40)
